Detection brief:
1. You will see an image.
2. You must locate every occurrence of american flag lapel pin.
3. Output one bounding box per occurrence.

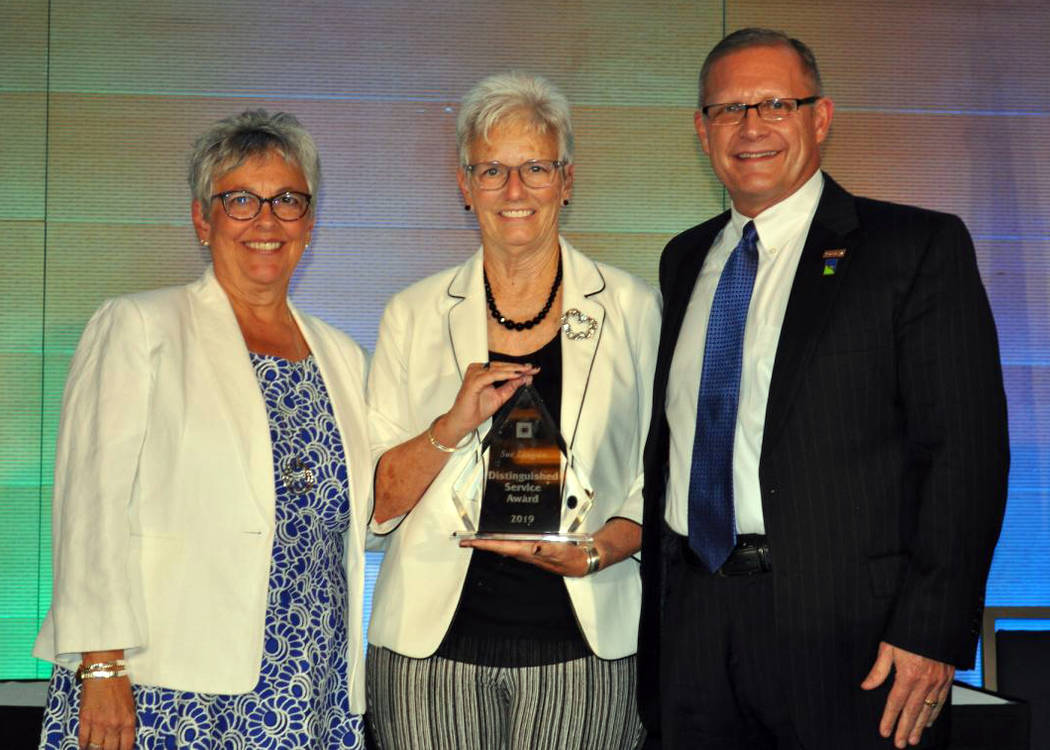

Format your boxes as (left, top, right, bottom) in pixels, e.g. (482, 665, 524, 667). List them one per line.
(822, 248, 846, 276)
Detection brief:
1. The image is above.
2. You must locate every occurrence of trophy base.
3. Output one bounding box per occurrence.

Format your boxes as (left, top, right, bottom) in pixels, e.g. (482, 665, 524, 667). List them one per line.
(452, 531, 593, 544)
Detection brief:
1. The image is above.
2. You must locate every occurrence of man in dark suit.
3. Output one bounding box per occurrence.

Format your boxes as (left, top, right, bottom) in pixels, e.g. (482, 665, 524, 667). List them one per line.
(638, 28, 1009, 750)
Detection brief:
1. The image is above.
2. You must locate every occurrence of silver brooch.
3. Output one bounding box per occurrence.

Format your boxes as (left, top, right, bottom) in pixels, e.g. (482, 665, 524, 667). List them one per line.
(560, 308, 597, 340)
(281, 456, 316, 495)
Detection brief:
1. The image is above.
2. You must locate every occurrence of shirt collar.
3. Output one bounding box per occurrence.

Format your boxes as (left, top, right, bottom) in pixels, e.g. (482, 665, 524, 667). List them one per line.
(728, 171, 825, 254)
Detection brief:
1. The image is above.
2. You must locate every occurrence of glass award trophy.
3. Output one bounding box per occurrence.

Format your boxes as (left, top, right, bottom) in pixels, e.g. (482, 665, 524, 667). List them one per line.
(452, 384, 593, 542)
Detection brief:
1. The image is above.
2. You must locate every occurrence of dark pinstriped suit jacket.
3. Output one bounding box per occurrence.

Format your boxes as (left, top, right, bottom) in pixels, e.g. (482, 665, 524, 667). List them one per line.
(637, 174, 1009, 745)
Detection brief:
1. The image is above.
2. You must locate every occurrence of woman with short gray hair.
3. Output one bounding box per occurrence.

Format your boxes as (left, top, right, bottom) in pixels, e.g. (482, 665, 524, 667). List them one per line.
(366, 71, 656, 749)
(34, 109, 371, 749)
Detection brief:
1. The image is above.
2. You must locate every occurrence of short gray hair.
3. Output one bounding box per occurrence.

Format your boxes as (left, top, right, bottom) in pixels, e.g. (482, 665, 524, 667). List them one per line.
(456, 72, 574, 167)
(188, 109, 321, 218)
(698, 28, 823, 108)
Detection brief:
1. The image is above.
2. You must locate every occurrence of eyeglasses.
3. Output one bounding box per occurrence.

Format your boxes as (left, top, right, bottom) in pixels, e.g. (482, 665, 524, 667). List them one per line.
(464, 160, 566, 191)
(701, 96, 821, 126)
(210, 190, 312, 221)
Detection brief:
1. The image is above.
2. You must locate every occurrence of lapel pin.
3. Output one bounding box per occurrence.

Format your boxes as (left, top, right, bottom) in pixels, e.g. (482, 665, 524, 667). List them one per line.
(822, 248, 846, 276)
(560, 308, 597, 340)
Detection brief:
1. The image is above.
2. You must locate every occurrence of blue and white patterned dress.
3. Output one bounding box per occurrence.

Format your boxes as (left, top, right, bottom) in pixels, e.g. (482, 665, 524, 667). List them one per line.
(40, 354, 363, 749)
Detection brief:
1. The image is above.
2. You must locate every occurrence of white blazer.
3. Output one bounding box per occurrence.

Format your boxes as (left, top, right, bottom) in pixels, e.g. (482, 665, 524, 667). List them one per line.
(33, 267, 372, 712)
(367, 238, 660, 659)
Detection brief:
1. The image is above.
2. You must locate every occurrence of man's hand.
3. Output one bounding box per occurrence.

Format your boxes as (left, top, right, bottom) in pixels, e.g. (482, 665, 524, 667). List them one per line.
(860, 641, 954, 748)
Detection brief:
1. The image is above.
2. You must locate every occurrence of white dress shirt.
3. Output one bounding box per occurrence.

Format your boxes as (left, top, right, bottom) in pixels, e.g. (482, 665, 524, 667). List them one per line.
(665, 171, 824, 536)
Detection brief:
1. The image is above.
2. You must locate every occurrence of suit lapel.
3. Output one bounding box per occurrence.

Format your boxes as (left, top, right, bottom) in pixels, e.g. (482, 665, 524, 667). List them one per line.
(293, 308, 369, 512)
(295, 308, 372, 561)
(189, 267, 274, 523)
(659, 215, 729, 380)
(558, 239, 606, 451)
(644, 214, 727, 514)
(763, 175, 859, 452)
(447, 248, 491, 436)
(447, 248, 490, 374)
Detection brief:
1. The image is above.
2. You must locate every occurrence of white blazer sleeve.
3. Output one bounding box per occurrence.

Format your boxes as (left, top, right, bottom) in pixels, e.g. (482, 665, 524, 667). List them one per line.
(49, 297, 152, 660)
(366, 296, 413, 534)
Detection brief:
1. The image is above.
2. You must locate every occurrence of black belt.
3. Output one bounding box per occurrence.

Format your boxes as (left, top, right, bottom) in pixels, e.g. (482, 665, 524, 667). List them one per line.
(677, 533, 772, 576)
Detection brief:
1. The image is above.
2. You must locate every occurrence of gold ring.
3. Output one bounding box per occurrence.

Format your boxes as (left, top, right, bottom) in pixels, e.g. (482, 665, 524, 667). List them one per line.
(923, 699, 938, 708)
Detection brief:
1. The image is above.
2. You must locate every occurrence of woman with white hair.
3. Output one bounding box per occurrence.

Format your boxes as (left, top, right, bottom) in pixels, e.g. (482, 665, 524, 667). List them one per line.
(34, 109, 371, 749)
(366, 72, 658, 749)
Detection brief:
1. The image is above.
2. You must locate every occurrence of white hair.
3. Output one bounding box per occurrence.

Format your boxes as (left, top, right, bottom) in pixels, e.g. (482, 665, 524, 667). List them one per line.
(456, 72, 574, 166)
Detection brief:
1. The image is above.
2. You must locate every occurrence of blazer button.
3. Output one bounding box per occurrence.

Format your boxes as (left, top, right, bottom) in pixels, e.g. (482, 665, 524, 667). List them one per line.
(767, 488, 777, 495)
(567, 495, 578, 509)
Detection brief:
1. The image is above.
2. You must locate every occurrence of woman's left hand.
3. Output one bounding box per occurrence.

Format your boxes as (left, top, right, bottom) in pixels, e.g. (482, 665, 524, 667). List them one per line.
(459, 538, 591, 577)
(459, 519, 639, 577)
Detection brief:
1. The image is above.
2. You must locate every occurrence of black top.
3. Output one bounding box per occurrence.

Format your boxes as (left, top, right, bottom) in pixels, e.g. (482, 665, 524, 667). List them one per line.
(435, 333, 591, 667)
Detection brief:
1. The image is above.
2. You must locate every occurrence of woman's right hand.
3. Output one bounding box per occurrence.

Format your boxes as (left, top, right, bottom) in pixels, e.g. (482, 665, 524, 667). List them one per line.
(434, 361, 539, 445)
(78, 651, 135, 750)
(373, 360, 537, 524)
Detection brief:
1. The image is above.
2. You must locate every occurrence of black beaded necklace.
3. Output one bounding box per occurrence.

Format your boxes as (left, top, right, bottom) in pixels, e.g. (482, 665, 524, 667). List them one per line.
(484, 256, 563, 331)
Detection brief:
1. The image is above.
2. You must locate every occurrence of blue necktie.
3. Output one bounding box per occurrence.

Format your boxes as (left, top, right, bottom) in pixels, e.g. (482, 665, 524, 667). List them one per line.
(688, 221, 759, 572)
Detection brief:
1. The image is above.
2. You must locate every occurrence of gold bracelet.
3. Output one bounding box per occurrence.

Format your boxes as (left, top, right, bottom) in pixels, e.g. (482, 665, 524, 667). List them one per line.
(81, 666, 127, 680)
(584, 539, 602, 575)
(427, 418, 471, 453)
(76, 660, 127, 681)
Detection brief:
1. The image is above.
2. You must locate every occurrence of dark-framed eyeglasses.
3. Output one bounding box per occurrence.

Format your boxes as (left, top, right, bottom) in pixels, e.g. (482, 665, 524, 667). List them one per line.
(702, 96, 821, 126)
(210, 190, 312, 221)
(464, 159, 567, 191)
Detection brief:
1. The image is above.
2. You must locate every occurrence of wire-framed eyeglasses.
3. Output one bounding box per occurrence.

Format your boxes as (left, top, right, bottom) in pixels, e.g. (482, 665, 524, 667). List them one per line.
(464, 160, 567, 191)
(702, 96, 821, 126)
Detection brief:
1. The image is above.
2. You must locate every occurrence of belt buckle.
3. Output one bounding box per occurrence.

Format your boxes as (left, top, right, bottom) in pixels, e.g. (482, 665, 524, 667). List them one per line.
(717, 542, 771, 577)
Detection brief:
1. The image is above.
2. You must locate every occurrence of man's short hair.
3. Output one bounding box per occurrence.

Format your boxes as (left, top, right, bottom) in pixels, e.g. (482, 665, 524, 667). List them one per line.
(698, 27, 823, 108)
